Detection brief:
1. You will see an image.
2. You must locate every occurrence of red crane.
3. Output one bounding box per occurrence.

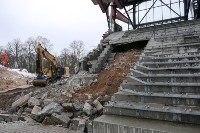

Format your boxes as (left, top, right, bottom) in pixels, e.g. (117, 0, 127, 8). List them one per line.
(0, 53, 8, 67)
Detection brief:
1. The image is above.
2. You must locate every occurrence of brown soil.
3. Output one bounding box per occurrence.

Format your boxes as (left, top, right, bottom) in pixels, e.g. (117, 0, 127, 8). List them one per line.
(74, 49, 142, 100)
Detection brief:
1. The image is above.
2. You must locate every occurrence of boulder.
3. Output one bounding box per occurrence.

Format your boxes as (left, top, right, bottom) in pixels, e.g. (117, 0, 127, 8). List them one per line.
(83, 103, 93, 115)
(70, 118, 86, 132)
(43, 99, 55, 106)
(0, 114, 24, 122)
(62, 103, 74, 112)
(73, 102, 84, 111)
(93, 100, 103, 113)
(103, 95, 111, 102)
(40, 102, 63, 116)
(51, 112, 71, 127)
(31, 105, 43, 122)
(42, 116, 57, 125)
(12, 93, 31, 108)
(28, 97, 41, 107)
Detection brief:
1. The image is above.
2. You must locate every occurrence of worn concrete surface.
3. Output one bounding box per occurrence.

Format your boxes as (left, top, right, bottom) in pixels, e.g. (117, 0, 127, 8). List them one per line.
(0, 121, 77, 133)
(93, 115, 200, 133)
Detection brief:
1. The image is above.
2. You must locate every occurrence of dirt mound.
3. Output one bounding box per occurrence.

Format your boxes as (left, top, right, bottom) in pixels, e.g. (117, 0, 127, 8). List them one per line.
(74, 48, 142, 100)
(0, 66, 34, 92)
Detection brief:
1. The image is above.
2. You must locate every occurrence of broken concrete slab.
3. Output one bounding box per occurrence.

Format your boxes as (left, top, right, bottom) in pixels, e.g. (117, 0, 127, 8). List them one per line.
(69, 117, 87, 132)
(0, 114, 24, 122)
(31, 105, 42, 122)
(42, 116, 57, 125)
(93, 100, 103, 113)
(40, 102, 63, 116)
(28, 97, 41, 107)
(73, 102, 84, 111)
(51, 112, 71, 127)
(62, 103, 74, 112)
(12, 93, 31, 108)
(83, 103, 93, 115)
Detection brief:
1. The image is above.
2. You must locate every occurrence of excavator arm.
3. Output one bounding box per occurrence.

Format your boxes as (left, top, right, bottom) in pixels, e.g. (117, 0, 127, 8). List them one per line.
(33, 43, 57, 86)
(35, 43, 57, 77)
(33, 43, 68, 87)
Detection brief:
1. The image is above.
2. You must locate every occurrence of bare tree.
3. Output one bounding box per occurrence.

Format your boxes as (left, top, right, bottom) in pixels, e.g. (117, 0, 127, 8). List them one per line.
(70, 40, 85, 60)
(24, 37, 36, 72)
(35, 36, 53, 52)
(6, 38, 22, 68)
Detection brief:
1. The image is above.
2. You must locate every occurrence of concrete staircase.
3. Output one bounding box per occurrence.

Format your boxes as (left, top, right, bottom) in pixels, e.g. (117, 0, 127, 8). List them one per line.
(79, 43, 112, 73)
(93, 35, 200, 133)
(89, 44, 112, 73)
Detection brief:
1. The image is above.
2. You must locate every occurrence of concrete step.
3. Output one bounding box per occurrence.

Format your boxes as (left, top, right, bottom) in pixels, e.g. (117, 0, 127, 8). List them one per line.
(145, 42, 200, 51)
(144, 46, 200, 56)
(124, 77, 200, 88)
(140, 54, 200, 62)
(93, 115, 200, 133)
(134, 64, 200, 75)
(113, 90, 200, 106)
(140, 60, 200, 68)
(144, 48, 200, 57)
(145, 51, 200, 57)
(121, 83, 200, 94)
(130, 69, 200, 77)
(104, 101, 200, 124)
(131, 74, 200, 83)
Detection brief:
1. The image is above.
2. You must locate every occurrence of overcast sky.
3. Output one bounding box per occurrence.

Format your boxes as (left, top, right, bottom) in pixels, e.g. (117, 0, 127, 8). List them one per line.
(0, 0, 109, 54)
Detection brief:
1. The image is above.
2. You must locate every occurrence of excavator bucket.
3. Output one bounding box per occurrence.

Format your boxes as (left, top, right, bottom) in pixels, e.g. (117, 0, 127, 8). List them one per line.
(32, 79, 48, 87)
(32, 75, 48, 87)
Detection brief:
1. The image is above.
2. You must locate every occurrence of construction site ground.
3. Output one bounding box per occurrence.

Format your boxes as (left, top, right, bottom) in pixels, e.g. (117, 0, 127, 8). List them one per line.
(0, 48, 142, 132)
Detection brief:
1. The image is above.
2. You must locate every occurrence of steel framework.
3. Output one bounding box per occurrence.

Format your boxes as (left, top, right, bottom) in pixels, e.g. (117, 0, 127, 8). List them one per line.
(91, 0, 200, 31)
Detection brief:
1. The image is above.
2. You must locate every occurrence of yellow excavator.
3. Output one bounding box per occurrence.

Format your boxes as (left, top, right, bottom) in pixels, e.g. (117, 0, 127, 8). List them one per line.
(32, 43, 70, 87)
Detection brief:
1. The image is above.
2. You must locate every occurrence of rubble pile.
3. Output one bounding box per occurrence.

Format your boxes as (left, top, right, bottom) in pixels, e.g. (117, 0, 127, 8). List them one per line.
(74, 49, 141, 100)
(0, 48, 142, 132)
(4, 92, 106, 133)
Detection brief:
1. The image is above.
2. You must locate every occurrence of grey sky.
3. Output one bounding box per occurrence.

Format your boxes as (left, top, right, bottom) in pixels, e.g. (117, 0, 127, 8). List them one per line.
(0, 0, 108, 54)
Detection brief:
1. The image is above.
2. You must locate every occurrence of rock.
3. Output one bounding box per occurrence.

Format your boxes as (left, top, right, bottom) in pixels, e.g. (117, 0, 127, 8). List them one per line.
(73, 110, 85, 117)
(103, 95, 111, 102)
(31, 105, 43, 122)
(24, 107, 32, 114)
(77, 118, 86, 132)
(51, 112, 71, 127)
(85, 100, 93, 105)
(93, 100, 103, 113)
(12, 93, 31, 108)
(62, 103, 74, 112)
(69, 118, 79, 131)
(86, 121, 92, 133)
(28, 97, 41, 107)
(43, 99, 55, 106)
(17, 107, 24, 115)
(91, 107, 97, 115)
(96, 96, 103, 102)
(73, 102, 84, 111)
(85, 94, 93, 100)
(70, 118, 86, 132)
(40, 102, 63, 116)
(83, 103, 93, 115)
(0, 114, 24, 122)
(42, 116, 56, 125)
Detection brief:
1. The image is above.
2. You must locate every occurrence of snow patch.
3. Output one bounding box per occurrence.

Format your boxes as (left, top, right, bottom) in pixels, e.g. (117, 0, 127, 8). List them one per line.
(9, 69, 35, 78)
